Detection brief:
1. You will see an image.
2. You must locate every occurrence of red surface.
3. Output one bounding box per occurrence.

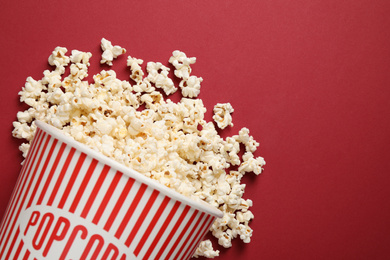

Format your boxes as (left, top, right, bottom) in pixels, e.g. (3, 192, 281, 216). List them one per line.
(1, 0, 390, 259)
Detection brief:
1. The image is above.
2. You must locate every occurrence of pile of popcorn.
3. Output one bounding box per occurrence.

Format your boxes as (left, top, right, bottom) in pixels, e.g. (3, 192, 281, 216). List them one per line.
(12, 38, 265, 258)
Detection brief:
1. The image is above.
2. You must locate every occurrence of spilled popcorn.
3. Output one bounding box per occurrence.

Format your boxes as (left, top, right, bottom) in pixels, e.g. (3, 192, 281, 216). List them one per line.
(12, 38, 265, 258)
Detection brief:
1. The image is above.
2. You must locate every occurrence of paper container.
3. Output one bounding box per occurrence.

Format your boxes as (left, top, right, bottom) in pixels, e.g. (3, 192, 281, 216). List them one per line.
(0, 121, 223, 260)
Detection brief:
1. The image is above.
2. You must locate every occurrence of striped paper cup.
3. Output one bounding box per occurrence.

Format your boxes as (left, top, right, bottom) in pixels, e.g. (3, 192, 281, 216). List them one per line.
(0, 121, 223, 260)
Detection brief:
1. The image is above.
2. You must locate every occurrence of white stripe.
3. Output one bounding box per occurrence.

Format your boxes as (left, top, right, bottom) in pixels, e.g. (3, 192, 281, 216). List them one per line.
(50, 149, 81, 208)
(0, 147, 34, 248)
(173, 211, 204, 260)
(72, 162, 105, 217)
(61, 155, 93, 212)
(109, 181, 142, 237)
(30, 137, 62, 207)
(97, 173, 128, 227)
(0, 131, 41, 235)
(0, 132, 48, 256)
(148, 203, 187, 260)
(83, 166, 115, 222)
(187, 217, 213, 259)
(6, 232, 23, 259)
(136, 199, 176, 259)
(126, 193, 166, 252)
(160, 207, 197, 260)
(26, 136, 57, 208)
(119, 186, 154, 244)
(39, 144, 73, 206)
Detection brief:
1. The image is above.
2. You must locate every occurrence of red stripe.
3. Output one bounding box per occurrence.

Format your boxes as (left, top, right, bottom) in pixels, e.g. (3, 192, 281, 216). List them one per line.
(103, 177, 135, 232)
(25, 131, 51, 187)
(22, 249, 30, 260)
(47, 147, 76, 206)
(154, 205, 191, 259)
(4, 228, 20, 260)
(20, 128, 44, 178)
(37, 142, 67, 205)
(58, 153, 87, 209)
(186, 216, 215, 260)
(142, 201, 182, 260)
(0, 129, 42, 239)
(17, 131, 51, 212)
(80, 165, 111, 219)
(182, 215, 212, 260)
(3, 127, 43, 254)
(174, 212, 205, 260)
(69, 159, 98, 213)
(165, 209, 199, 259)
(0, 129, 42, 230)
(92, 171, 122, 225)
(0, 131, 46, 257)
(133, 196, 170, 257)
(13, 238, 24, 259)
(124, 190, 160, 247)
(26, 138, 58, 208)
(115, 183, 147, 239)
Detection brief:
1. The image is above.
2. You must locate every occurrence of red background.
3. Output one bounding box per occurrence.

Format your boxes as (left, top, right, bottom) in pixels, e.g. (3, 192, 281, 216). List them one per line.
(1, 1, 390, 259)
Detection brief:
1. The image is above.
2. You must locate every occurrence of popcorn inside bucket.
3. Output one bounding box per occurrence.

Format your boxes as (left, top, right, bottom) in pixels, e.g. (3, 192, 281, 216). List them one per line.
(12, 38, 265, 258)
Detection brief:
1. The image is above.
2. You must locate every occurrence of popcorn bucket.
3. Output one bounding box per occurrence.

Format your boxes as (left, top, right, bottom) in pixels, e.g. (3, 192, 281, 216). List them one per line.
(0, 121, 223, 260)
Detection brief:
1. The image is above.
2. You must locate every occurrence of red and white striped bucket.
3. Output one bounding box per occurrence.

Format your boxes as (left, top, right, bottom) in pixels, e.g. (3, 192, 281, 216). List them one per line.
(0, 121, 223, 260)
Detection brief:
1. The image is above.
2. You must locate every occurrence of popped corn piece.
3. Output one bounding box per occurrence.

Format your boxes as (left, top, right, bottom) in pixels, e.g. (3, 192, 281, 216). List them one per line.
(220, 137, 240, 166)
(140, 91, 165, 111)
(48, 47, 70, 73)
(146, 61, 177, 95)
(19, 77, 46, 104)
(215, 175, 231, 197)
(12, 121, 36, 141)
(169, 50, 196, 80)
(181, 98, 207, 121)
(225, 182, 246, 210)
(236, 210, 254, 224)
(238, 198, 253, 212)
(16, 110, 33, 124)
(236, 224, 253, 243)
(234, 127, 260, 153)
(19, 143, 30, 158)
(179, 75, 203, 98)
(95, 117, 116, 135)
(42, 70, 62, 90)
(127, 56, 144, 84)
(238, 152, 266, 175)
(234, 127, 250, 143)
(177, 133, 202, 163)
(93, 69, 119, 88)
(193, 240, 220, 258)
(100, 38, 126, 66)
(133, 80, 155, 93)
(218, 230, 234, 248)
(213, 103, 234, 129)
(70, 50, 92, 66)
(101, 134, 115, 157)
(68, 63, 89, 80)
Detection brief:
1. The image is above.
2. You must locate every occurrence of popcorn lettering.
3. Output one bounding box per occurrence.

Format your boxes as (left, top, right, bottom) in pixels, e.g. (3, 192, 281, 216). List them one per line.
(12, 39, 266, 258)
